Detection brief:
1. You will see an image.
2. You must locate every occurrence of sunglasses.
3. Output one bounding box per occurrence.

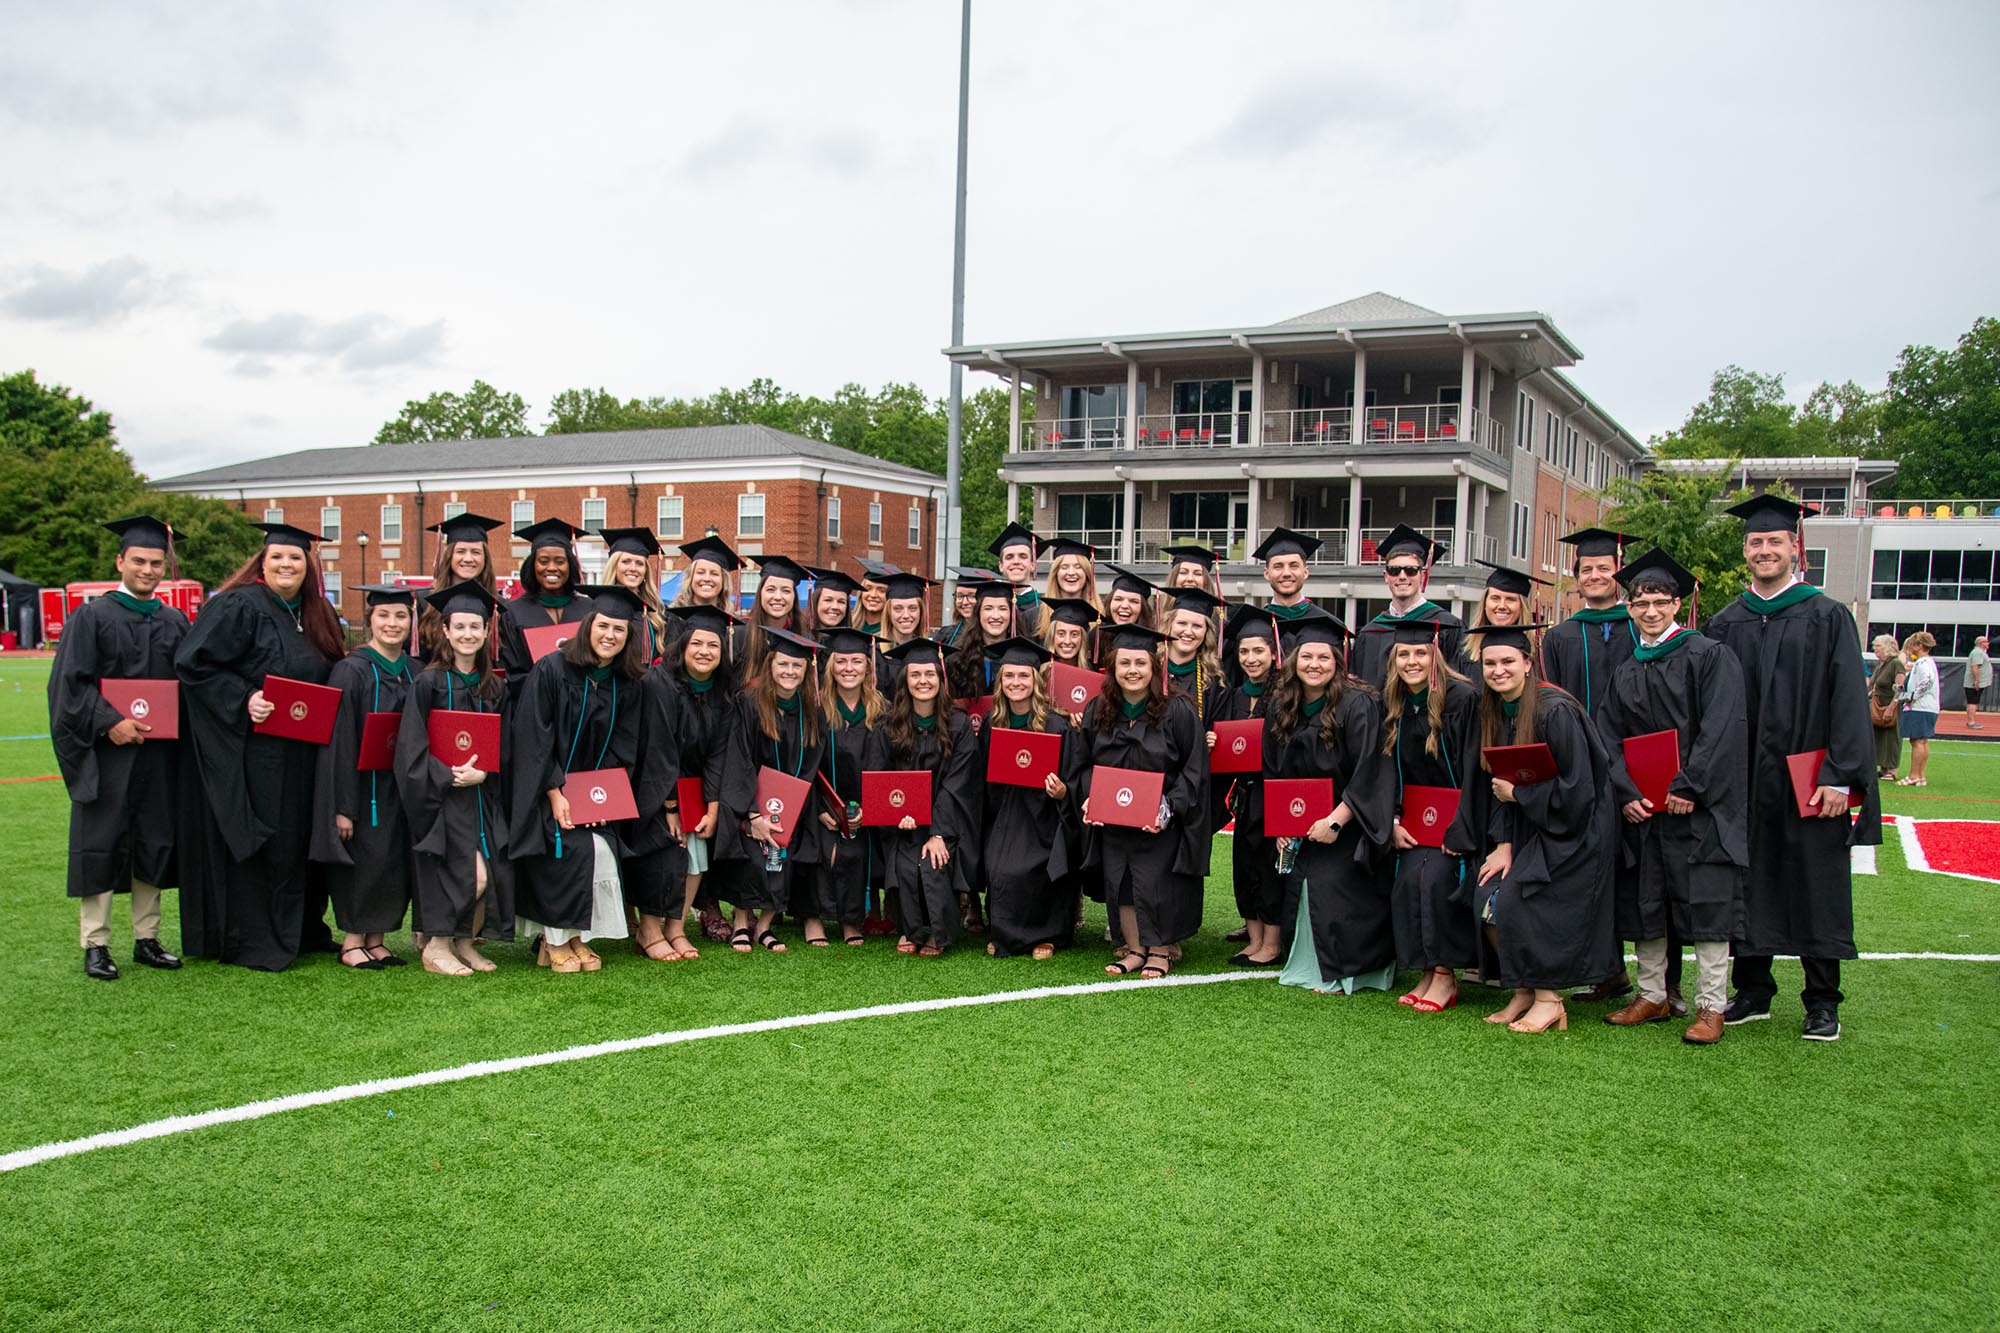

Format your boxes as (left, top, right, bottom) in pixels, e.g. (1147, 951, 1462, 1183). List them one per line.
(1385, 565, 1423, 577)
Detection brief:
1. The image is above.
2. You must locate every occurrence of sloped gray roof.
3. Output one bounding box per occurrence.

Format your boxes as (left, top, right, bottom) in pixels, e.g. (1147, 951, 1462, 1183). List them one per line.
(154, 423, 943, 489)
(1277, 291, 1442, 326)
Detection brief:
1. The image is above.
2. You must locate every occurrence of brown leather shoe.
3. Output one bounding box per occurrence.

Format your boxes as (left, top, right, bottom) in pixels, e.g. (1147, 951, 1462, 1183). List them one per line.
(1604, 996, 1673, 1026)
(1574, 972, 1634, 1004)
(1666, 985, 1689, 1018)
(1682, 1008, 1725, 1044)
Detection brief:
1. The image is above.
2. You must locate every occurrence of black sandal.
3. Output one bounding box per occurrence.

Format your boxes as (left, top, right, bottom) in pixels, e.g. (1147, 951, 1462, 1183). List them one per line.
(843, 931, 865, 947)
(757, 930, 788, 953)
(368, 948, 407, 967)
(729, 928, 754, 953)
(1104, 952, 1146, 976)
(1140, 951, 1171, 979)
(339, 946, 384, 971)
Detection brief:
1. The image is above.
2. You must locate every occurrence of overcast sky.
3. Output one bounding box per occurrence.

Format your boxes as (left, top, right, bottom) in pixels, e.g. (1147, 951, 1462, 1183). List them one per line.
(3, 0, 1996, 480)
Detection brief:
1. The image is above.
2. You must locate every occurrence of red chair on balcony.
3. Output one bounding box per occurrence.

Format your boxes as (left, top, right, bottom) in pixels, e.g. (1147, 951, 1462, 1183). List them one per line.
(1198, 428, 1214, 444)
(1359, 538, 1379, 563)
(1177, 428, 1195, 443)
(1438, 421, 1457, 438)
(1369, 417, 1389, 439)
(1311, 419, 1332, 442)
(1048, 431, 1063, 444)
(1396, 421, 1417, 440)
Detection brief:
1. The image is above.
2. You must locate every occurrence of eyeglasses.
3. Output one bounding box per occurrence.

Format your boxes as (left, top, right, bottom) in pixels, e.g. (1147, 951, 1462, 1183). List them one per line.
(1385, 565, 1423, 577)
(1628, 596, 1679, 612)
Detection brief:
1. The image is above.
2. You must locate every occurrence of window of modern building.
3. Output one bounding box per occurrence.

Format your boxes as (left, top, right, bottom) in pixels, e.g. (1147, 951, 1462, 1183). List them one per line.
(320, 506, 341, 542)
(1544, 411, 1558, 463)
(868, 502, 882, 544)
(907, 504, 923, 548)
(581, 497, 607, 533)
(656, 495, 683, 539)
(1517, 393, 1535, 452)
(442, 500, 467, 521)
(1799, 483, 1849, 517)
(1871, 547, 2000, 601)
(379, 503, 403, 543)
(1170, 491, 1236, 532)
(1871, 621, 1993, 658)
(1056, 492, 1123, 547)
(1342, 388, 1379, 408)
(1804, 547, 1827, 587)
(1059, 384, 1131, 445)
(1333, 495, 1375, 529)
(511, 500, 534, 531)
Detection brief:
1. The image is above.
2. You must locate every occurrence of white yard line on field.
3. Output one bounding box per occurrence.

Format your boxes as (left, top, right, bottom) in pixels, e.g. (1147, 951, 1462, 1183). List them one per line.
(1851, 844, 1876, 875)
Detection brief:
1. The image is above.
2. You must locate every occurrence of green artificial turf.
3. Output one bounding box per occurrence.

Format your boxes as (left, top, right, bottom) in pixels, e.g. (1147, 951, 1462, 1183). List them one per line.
(1, 658, 1995, 1330)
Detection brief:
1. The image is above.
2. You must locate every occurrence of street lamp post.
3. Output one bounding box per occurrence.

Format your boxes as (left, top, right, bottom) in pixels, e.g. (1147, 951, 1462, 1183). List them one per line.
(355, 531, 370, 616)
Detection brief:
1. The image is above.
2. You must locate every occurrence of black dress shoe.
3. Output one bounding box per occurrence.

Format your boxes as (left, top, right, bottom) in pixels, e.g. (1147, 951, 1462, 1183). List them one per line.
(1665, 985, 1688, 1018)
(84, 946, 119, 981)
(1224, 926, 1251, 943)
(1723, 995, 1772, 1025)
(1801, 1008, 1842, 1042)
(1573, 973, 1633, 1004)
(133, 937, 182, 970)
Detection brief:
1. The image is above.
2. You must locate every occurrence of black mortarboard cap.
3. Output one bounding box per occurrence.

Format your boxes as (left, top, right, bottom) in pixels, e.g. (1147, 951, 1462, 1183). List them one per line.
(1474, 559, 1546, 597)
(1252, 527, 1322, 562)
(1391, 619, 1449, 646)
(575, 583, 647, 621)
(1042, 597, 1100, 628)
(666, 604, 740, 637)
(987, 522, 1040, 556)
(1275, 604, 1350, 650)
(805, 565, 864, 597)
(1102, 563, 1156, 598)
(1161, 543, 1221, 570)
(983, 634, 1053, 667)
(1558, 527, 1625, 560)
(1101, 623, 1168, 655)
(1615, 547, 1698, 598)
(948, 564, 1005, 582)
(1043, 537, 1097, 563)
(886, 638, 947, 668)
(1377, 524, 1436, 564)
(1163, 586, 1224, 618)
(598, 526, 661, 559)
(751, 554, 810, 585)
(428, 512, 504, 543)
(968, 578, 1015, 602)
(515, 518, 584, 550)
(252, 520, 324, 549)
(854, 558, 901, 581)
(425, 579, 498, 620)
(1474, 624, 1552, 656)
(356, 582, 416, 607)
(761, 626, 822, 661)
(818, 626, 880, 656)
(1223, 603, 1278, 644)
(1725, 494, 1815, 533)
(883, 570, 933, 600)
(105, 515, 172, 551)
(678, 536, 742, 571)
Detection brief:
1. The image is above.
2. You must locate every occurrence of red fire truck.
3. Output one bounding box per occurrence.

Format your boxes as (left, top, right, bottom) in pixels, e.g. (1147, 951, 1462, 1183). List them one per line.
(39, 580, 207, 645)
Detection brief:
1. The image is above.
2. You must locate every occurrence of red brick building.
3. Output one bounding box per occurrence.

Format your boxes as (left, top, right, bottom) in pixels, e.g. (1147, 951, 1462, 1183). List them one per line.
(155, 425, 946, 621)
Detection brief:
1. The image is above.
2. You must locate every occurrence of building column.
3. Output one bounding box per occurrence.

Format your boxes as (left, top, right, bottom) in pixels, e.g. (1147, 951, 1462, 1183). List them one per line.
(1007, 481, 1020, 524)
(1472, 481, 1489, 565)
(1351, 348, 1368, 436)
(1453, 469, 1471, 566)
(1121, 477, 1138, 562)
(1249, 351, 1265, 446)
(1125, 361, 1140, 449)
(1008, 371, 1021, 454)
(1244, 470, 1261, 554)
(1346, 471, 1364, 569)
(1458, 346, 1476, 439)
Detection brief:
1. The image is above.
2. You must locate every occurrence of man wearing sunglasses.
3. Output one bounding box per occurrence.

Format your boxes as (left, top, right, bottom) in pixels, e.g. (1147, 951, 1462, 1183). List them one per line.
(1347, 525, 1463, 688)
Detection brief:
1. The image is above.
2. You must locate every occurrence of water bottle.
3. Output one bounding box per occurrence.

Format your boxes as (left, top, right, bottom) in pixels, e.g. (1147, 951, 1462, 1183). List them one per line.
(845, 801, 862, 841)
(763, 838, 787, 872)
(1275, 836, 1300, 875)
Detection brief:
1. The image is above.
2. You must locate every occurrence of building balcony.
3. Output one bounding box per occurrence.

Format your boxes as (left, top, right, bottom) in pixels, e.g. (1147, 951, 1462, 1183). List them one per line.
(1053, 524, 1498, 571)
(1014, 405, 1507, 457)
(1867, 500, 2000, 520)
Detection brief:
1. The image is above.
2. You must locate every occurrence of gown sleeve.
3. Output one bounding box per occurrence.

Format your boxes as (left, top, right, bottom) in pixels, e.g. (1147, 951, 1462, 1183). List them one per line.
(1510, 696, 1603, 842)
(308, 659, 369, 866)
(46, 604, 124, 800)
(1335, 691, 1392, 851)
(174, 592, 271, 862)
(505, 656, 570, 858)
(396, 676, 455, 857)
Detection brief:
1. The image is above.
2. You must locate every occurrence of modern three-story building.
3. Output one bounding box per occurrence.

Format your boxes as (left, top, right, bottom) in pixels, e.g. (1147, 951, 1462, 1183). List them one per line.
(947, 292, 1646, 625)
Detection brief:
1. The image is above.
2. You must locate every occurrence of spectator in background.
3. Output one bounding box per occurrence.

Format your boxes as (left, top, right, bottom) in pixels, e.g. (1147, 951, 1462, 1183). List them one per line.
(1897, 631, 1939, 787)
(1869, 635, 1903, 780)
(1965, 635, 1991, 731)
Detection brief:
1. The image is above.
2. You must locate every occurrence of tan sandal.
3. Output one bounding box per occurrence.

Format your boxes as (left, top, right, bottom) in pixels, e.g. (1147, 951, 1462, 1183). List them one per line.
(422, 946, 472, 977)
(666, 932, 700, 960)
(573, 941, 602, 972)
(452, 939, 497, 973)
(546, 941, 583, 974)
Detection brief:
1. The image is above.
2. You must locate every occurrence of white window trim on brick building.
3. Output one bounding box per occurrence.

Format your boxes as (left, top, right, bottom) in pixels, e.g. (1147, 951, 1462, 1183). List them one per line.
(320, 506, 342, 542)
(380, 503, 403, 543)
(738, 492, 765, 538)
(657, 495, 683, 539)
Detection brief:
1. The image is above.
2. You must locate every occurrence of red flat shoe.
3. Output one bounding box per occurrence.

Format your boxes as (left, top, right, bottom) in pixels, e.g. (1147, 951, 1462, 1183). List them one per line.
(1411, 992, 1459, 1013)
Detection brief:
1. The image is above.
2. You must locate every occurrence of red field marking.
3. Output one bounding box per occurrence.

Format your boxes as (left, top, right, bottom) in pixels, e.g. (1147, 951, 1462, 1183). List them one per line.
(1904, 819, 2000, 883)
(0, 775, 60, 785)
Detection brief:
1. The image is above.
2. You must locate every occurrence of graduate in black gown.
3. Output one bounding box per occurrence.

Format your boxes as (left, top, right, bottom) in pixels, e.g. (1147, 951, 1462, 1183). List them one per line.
(651, 605, 741, 953)
(496, 518, 595, 700)
(1595, 548, 1749, 1043)
(1461, 559, 1544, 668)
(309, 584, 417, 969)
(946, 577, 1016, 704)
(976, 637, 1083, 958)
(1251, 527, 1322, 635)
(598, 526, 670, 665)
(989, 521, 1048, 638)
(398, 581, 513, 975)
(1263, 608, 1395, 995)
(415, 512, 503, 664)
(1213, 604, 1282, 967)
(1379, 621, 1482, 1011)
(803, 626, 885, 947)
(48, 516, 191, 980)
(1041, 595, 1099, 680)
(664, 535, 742, 662)
(878, 639, 980, 956)
(1706, 495, 1879, 1041)
(507, 585, 646, 973)
(175, 522, 345, 971)
(737, 554, 811, 681)
(1161, 586, 1230, 727)
(1093, 564, 1157, 666)
(1445, 625, 1619, 1033)
(1348, 525, 1465, 689)
(1080, 625, 1207, 979)
(1541, 528, 1636, 718)
(715, 626, 825, 953)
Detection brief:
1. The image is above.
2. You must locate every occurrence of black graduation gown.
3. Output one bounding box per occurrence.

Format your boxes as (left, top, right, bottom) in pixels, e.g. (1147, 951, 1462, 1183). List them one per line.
(619, 664, 687, 918)
(1704, 591, 1878, 958)
(397, 668, 514, 940)
(801, 708, 881, 930)
(1445, 686, 1619, 989)
(174, 586, 336, 970)
(1350, 604, 1465, 690)
(880, 712, 980, 948)
(507, 654, 641, 930)
(1167, 660, 1230, 850)
(495, 593, 594, 701)
(1215, 685, 1281, 923)
(1386, 679, 1482, 971)
(974, 711, 1083, 946)
(308, 650, 413, 934)
(1541, 611, 1636, 718)
(1596, 632, 1749, 944)
(713, 696, 825, 912)
(1264, 689, 1395, 979)
(47, 594, 190, 898)
(1078, 695, 1207, 949)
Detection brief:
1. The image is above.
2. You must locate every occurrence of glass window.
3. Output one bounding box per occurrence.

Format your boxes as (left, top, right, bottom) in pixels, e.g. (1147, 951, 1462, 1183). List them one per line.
(442, 500, 467, 521)
(1169, 491, 1234, 530)
(1800, 483, 1848, 517)
(1342, 388, 1379, 408)
(737, 493, 765, 538)
(1055, 492, 1123, 548)
(908, 505, 922, 548)
(320, 506, 341, 543)
(511, 500, 535, 531)
(868, 502, 882, 544)
(581, 497, 606, 533)
(655, 496, 682, 539)
(263, 506, 284, 524)
(1963, 549, 1993, 597)
(1059, 384, 1128, 444)
(322, 570, 342, 604)
(1804, 548, 1827, 588)
(379, 503, 402, 543)
(825, 496, 841, 540)
(1871, 548, 1897, 598)
(1897, 549, 1928, 600)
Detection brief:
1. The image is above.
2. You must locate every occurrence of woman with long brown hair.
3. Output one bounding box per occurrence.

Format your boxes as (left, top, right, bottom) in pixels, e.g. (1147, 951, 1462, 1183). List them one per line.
(945, 578, 1018, 705)
(599, 527, 668, 664)
(1041, 539, 1103, 619)
(807, 565, 860, 635)
(1381, 621, 1481, 1011)
(974, 636, 1081, 958)
(1214, 605, 1282, 966)
(803, 627, 887, 947)
(1463, 560, 1542, 666)
(715, 626, 825, 952)
(1266, 607, 1394, 996)
(879, 639, 980, 956)
(416, 512, 502, 661)
(1444, 626, 1618, 1033)
(508, 585, 647, 973)
(737, 554, 811, 681)
(1079, 624, 1207, 979)
(175, 522, 346, 970)
(880, 569, 932, 649)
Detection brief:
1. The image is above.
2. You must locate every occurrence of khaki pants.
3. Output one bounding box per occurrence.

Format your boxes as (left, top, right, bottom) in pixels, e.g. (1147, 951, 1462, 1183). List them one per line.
(80, 881, 162, 949)
(1636, 937, 1728, 1011)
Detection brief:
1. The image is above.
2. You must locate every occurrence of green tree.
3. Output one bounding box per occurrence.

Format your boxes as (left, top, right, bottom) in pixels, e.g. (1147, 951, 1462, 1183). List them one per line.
(1602, 464, 1756, 608)
(1881, 316, 2000, 500)
(1651, 366, 1802, 459)
(373, 379, 529, 444)
(0, 369, 260, 587)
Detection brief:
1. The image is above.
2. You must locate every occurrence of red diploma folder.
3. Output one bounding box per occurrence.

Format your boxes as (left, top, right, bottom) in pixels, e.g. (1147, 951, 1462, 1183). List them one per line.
(957, 693, 995, 723)
(1482, 742, 1558, 786)
(1049, 663, 1100, 713)
(1622, 728, 1681, 811)
(254, 675, 342, 744)
(1264, 778, 1336, 835)
(1085, 765, 1167, 828)
(1210, 718, 1262, 773)
(522, 622, 575, 662)
(754, 766, 812, 849)
(356, 711, 401, 771)
(427, 709, 501, 773)
(1786, 750, 1859, 819)
(861, 770, 933, 826)
(99, 678, 179, 739)
(1400, 784, 1459, 848)
(676, 777, 707, 819)
(564, 767, 638, 823)
(985, 726, 1061, 789)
